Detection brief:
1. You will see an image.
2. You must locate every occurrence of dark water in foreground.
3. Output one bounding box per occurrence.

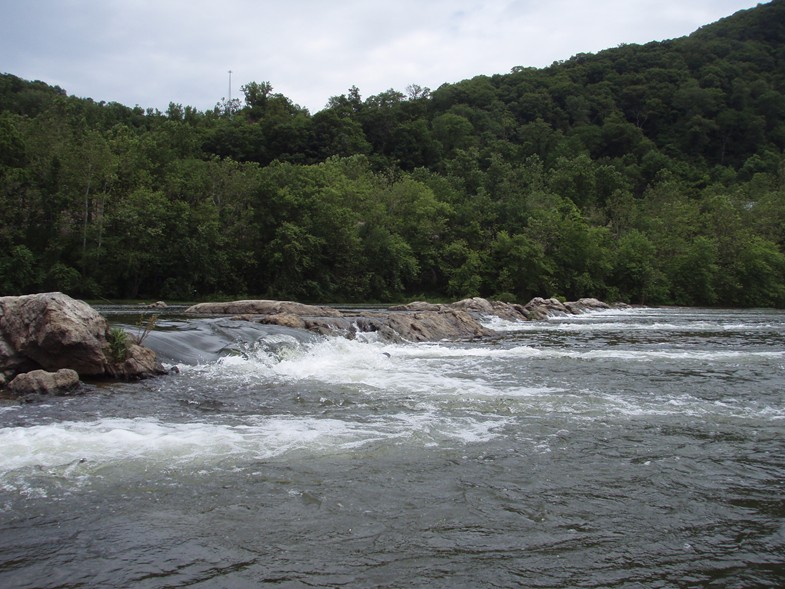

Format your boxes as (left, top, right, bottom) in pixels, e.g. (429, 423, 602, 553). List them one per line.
(1, 307, 784, 588)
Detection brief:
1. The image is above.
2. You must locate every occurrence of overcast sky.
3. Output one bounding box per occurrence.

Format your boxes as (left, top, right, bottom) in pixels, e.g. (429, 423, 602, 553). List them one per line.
(1, 0, 764, 114)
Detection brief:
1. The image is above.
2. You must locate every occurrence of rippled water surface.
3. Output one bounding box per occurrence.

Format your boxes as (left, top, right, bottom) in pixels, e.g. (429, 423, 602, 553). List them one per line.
(2, 307, 784, 588)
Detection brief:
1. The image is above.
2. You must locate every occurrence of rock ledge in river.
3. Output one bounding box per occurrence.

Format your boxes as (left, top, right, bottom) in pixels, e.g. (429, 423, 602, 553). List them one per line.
(184, 295, 620, 342)
(185, 300, 342, 317)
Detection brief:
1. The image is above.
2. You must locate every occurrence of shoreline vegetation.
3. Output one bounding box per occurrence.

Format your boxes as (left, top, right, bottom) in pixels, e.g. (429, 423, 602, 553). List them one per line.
(2, 2, 785, 308)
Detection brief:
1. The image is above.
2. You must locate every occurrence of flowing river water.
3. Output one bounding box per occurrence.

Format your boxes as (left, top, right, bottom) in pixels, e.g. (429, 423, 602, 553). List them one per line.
(1, 306, 784, 588)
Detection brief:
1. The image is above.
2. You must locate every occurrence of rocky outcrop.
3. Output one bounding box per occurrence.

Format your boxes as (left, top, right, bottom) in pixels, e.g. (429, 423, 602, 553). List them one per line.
(388, 301, 445, 312)
(0, 292, 166, 396)
(564, 297, 612, 314)
(393, 296, 609, 323)
(249, 308, 492, 342)
(187, 299, 493, 342)
(185, 300, 342, 317)
(452, 297, 530, 321)
(382, 308, 493, 341)
(184, 295, 621, 342)
(521, 297, 571, 320)
(1, 292, 110, 376)
(185, 295, 618, 342)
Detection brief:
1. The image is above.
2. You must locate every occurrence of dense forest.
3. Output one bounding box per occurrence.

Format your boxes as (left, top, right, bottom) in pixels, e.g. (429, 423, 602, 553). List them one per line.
(2, 1, 785, 306)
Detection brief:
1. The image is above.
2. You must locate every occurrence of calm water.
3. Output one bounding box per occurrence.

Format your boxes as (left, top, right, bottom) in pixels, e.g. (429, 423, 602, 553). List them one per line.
(1, 307, 784, 588)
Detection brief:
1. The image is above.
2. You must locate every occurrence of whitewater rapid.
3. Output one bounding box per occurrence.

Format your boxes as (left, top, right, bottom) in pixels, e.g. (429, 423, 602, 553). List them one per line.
(2, 305, 784, 588)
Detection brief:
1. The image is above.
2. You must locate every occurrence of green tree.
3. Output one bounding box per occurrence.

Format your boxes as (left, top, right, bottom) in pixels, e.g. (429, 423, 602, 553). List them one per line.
(667, 236, 719, 305)
(488, 231, 553, 301)
(432, 113, 475, 154)
(611, 229, 669, 304)
(443, 239, 483, 299)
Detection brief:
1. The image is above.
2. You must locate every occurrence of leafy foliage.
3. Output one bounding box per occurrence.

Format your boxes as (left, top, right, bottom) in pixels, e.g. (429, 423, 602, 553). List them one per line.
(2, 1, 785, 306)
(107, 327, 129, 363)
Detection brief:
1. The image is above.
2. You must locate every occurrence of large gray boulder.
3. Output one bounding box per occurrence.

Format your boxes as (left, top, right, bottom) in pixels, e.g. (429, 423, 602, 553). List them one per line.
(0, 292, 110, 375)
(0, 292, 165, 389)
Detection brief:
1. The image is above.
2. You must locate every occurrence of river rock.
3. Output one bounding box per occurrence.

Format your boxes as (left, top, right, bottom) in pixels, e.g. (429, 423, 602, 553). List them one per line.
(109, 343, 165, 380)
(451, 297, 497, 315)
(451, 297, 528, 321)
(383, 308, 493, 341)
(185, 300, 342, 317)
(521, 297, 571, 320)
(8, 368, 80, 397)
(252, 312, 307, 330)
(231, 304, 492, 342)
(388, 301, 446, 312)
(0, 292, 165, 386)
(1, 292, 110, 376)
(390, 298, 529, 323)
(564, 298, 611, 314)
(187, 296, 615, 343)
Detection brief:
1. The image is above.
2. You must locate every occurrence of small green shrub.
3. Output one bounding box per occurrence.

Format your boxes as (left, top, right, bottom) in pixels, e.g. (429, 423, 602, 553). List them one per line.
(108, 327, 129, 363)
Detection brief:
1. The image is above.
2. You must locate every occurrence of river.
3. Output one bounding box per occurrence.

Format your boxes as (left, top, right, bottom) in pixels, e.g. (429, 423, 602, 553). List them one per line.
(1, 306, 784, 588)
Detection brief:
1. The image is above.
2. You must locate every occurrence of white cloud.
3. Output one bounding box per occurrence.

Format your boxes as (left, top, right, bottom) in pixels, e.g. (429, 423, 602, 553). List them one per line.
(0, 0, 763, 113)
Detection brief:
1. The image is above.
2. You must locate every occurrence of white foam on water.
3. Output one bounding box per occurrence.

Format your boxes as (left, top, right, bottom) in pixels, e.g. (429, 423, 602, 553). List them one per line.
(0, 418, 245, 473)
(0, 410, 511, 478)
(486, 307, 783, 333)
(174, 331, 784, 414)
(480, 315, 531, 332)
(556, 349, 785, 361)
(445, 345, 784, 362)
(609, 392, 785, 420)
(500, 320, 780, 333)
(479, 307, 650, 331)
(181, 336, 557, 399)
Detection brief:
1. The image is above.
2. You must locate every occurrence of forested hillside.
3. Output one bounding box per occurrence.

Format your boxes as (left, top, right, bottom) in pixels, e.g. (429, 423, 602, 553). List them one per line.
(2, 0, 784, 305)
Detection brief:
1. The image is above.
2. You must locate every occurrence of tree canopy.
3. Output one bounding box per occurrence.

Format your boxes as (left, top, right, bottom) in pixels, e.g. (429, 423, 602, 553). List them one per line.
(2, 0, 785, 306)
